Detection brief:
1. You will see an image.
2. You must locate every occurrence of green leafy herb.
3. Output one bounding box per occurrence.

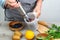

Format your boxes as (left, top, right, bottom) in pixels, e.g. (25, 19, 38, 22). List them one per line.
(57, 26, 60, 32)
(51, 24, 57, 30)
(47, 24, 60, 39)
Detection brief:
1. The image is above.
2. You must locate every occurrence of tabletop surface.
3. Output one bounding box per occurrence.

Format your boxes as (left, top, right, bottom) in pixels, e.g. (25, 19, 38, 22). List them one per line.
(0, 21, 39, 40)
(0, 21, 60, 40)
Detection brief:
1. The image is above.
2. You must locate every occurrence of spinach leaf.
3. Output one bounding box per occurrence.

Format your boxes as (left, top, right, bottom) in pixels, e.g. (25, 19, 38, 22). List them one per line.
(57, 26, 60, 32)
(51, 24, 57, 30)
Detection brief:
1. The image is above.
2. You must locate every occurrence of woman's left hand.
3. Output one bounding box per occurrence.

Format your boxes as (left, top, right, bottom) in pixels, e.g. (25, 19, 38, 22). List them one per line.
(33, 6, 41, 18)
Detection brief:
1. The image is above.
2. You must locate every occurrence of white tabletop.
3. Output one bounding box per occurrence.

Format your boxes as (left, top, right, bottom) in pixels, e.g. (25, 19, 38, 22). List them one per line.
(0, 21, 60, 40)
(0, 21, 39, 40)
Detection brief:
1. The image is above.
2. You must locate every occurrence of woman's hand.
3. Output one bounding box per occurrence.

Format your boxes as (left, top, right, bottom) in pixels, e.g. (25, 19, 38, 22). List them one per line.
(33, 6, 41, 18)
(5, 0, 20, 9)
(33, 0, 42, 18)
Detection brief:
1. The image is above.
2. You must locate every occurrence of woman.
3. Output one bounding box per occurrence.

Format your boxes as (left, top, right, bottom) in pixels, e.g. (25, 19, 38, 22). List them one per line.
(0, 0, 42, 21)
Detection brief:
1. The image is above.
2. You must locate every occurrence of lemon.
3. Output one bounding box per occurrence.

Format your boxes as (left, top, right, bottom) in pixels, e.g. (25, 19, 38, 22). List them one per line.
(25, 30, 34, 39)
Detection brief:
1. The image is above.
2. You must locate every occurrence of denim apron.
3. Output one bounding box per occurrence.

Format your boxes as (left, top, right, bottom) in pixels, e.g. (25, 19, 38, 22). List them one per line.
(4, 0, 37, 21)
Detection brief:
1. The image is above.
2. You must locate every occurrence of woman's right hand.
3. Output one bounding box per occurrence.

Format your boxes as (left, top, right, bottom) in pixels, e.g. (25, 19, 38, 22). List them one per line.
(5, 0, 20, 9)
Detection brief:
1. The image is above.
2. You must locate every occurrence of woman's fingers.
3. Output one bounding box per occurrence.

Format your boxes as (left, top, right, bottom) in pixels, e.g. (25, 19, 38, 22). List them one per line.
(33, 10, 40, 18)
(5, 0, 20, 8)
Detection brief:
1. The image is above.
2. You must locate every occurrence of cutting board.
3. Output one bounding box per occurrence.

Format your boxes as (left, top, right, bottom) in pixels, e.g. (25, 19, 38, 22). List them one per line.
(37, 21, 49, 33)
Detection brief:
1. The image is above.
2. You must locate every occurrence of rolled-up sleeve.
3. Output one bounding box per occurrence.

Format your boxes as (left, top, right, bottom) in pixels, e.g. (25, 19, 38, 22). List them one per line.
(0, 0, 6, 8)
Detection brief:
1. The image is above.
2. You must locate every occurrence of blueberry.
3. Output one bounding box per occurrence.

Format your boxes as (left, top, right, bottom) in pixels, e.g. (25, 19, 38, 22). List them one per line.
(12, 23, 23, 28)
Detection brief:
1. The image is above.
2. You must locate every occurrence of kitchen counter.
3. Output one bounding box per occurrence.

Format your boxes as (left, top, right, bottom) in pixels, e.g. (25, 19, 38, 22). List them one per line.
(0, 21, 60, 40)
(0, 21, 39, 40)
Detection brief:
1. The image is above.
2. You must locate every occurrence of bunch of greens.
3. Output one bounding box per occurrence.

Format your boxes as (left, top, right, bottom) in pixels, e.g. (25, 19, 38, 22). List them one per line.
(47, 24, 60, 38)
(45, 24, 60, 40)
